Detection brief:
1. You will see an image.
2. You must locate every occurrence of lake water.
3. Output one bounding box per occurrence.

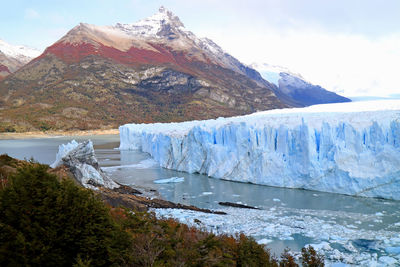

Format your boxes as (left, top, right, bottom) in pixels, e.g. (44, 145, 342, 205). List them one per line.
(1, 135, 399, 265)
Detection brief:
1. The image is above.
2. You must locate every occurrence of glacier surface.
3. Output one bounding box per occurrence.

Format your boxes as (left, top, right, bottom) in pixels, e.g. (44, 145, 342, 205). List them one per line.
(119, 100, 400, 200)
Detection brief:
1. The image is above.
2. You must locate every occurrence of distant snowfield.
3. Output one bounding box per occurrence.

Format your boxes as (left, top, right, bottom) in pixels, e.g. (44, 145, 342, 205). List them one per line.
(120, 100, 400, 200)
(0, 39, 41, 60)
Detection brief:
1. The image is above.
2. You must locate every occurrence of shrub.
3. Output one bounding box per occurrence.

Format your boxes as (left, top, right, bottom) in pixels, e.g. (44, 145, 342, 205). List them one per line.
(236, 233, 278, 267)
(0, 164, 130, 266)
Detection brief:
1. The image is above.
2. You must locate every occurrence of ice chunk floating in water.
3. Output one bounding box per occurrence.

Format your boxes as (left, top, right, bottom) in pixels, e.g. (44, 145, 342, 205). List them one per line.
(154, 177, 185, 184)
(102, 158, 158, 171)
(119, 100, 400, 200)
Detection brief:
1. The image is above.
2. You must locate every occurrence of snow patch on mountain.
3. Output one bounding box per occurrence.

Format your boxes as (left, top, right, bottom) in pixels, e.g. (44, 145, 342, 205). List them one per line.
(251, 62, 304, 80)
(0, 39, 40, 63)
(114, 6, 241, 70)
(251, 62, 311, 87)
(115, 6, 184, 39)
(120, 100, 400, 200)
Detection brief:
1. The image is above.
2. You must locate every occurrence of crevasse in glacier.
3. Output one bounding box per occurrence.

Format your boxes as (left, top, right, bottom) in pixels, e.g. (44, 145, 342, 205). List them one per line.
(119, 100, 400, 199)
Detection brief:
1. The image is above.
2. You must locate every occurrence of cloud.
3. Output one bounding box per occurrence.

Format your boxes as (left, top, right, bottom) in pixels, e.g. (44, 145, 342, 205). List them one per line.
(175, 0, 400, 98)
(24, 8, 40, 19)
(199, 25, 400, 97)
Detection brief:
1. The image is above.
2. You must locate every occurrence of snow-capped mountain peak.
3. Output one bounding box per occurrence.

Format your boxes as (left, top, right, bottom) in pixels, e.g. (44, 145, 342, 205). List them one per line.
(53, 6, 242, 69)
(0, 39, 41, 62)
(0, 39, 41, 77)
(115, 6, 185, 39)
(251, 62, 350, 106)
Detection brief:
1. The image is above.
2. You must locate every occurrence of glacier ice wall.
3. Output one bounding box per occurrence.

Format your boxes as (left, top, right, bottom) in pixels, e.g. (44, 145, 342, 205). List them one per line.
(119, 101, 400, 200)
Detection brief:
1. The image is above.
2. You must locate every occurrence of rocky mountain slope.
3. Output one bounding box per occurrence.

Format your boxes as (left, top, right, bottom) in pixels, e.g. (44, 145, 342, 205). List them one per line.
(0, 7, 285, 132)
(0, 39, 40, 80)
(251, 63, 351, 107)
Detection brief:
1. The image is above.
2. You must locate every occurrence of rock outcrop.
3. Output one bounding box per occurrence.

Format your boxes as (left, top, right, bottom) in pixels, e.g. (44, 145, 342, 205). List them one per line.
(51, 140, 119, 189)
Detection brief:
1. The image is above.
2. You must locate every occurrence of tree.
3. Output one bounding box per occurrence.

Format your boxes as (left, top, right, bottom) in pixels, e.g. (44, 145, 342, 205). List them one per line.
(301, 246, 325, 267)
(280, 248, 298, 267)
(0, 164, 130, 267)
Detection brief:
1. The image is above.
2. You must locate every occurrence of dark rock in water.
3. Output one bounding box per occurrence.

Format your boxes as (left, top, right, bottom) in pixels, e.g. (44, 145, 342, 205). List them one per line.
(113, 184, 142, 195)
(218, 201, 260, 210)
(100, 188, 226, 214)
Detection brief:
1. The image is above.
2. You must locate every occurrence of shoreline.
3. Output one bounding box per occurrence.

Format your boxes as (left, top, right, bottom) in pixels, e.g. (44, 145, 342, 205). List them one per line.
(0, 129, 119, 140)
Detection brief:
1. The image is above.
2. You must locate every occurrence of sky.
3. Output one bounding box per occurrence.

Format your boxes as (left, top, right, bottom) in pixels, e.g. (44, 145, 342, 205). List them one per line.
(1, 0, 400, 98)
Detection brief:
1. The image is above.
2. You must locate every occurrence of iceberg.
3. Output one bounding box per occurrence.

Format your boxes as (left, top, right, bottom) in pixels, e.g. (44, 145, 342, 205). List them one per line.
(102, 158, 158, 171)
(119, 100, 400, 200)
(154, 177, 185, 184)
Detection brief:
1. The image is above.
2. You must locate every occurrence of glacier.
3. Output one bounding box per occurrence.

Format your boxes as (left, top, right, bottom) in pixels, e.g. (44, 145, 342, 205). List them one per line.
(119, 100, 400, 200)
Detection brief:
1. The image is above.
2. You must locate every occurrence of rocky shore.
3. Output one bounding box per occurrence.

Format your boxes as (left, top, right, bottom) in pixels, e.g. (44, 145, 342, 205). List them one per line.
(100, 186, 226, 214)
(0, 128, 119, 140)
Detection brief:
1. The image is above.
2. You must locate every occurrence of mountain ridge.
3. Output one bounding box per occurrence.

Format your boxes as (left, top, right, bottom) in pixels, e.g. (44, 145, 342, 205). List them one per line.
(0, 7, 285, 132)
(0, 39, 41, 80)
(0, 7, 347, 132)
(251, 62, 351, 106)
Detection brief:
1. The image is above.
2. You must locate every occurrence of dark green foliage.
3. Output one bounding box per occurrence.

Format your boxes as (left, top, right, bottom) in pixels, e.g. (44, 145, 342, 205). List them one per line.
(236, 233, 278, 267)
(38, 121, 52, 132)
(301, 245, 325, 267)
(0, 122, 16, 132)
(114, 210, 280, 266)
(0, 222, 28, 266)
(0, 164, 130, 267)
(0, 163, 324, 266)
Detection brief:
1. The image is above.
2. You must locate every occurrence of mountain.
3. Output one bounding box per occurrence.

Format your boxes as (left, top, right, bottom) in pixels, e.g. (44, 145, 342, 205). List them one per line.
(251, 63, 351, 107)
(0, 39, 40, 80)
(0, 7, 285, 132)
